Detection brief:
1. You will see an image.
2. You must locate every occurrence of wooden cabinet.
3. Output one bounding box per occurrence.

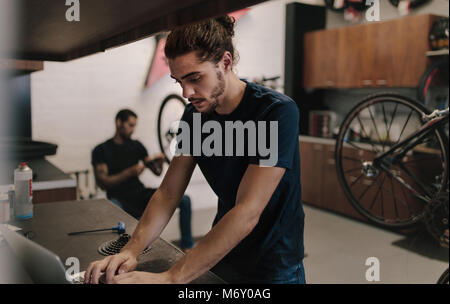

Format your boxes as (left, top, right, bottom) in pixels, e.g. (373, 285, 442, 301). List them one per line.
(303, 14, 439, 89)
(300, 141, 325, 208)
(33, 187, 77, 204)
(300, 137, 368, 222)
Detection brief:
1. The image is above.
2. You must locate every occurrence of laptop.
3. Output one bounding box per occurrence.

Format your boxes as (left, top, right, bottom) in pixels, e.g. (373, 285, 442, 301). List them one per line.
(0, 224, 84, 284)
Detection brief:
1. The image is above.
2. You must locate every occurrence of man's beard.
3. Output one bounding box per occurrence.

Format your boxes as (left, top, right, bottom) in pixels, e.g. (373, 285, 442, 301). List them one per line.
(119, 131, 132, 141)
(207, 70, 225, 114)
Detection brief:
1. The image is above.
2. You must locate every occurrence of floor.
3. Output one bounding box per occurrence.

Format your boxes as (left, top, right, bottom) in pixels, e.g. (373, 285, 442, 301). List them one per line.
(161, 204, 449, 284)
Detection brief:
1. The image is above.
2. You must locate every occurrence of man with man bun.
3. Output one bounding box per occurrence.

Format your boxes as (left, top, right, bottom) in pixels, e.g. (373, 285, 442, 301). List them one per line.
(86, 15, 305, 284)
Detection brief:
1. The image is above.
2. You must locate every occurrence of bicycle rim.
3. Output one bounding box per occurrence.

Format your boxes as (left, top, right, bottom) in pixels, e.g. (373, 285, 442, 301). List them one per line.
(157, 94, 187, 163)
(335, 93, 449, 228)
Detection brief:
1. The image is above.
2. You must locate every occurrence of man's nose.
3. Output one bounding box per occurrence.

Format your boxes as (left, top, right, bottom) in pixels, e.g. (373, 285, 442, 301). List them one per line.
(182, 85, 195, 99)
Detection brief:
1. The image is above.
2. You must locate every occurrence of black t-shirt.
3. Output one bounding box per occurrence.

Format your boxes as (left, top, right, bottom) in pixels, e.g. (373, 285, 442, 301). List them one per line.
(91, 138, 148, 199)
(177, 81, 305, 280)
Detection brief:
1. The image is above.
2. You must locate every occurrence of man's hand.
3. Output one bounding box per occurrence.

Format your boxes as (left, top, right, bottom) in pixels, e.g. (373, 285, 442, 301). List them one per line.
(108, 271, 173, 284)
(127, 163, 146, 177)
(145, 154, 165, 176)
(84, 251, 138, 284)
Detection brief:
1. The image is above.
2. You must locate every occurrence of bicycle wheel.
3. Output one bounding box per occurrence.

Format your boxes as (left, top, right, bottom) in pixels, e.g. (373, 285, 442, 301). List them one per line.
(418, 58, 449, 110)
(335, 93, 449, 228)
(157, 94, 187, 163)
(437, 268, 449, 284)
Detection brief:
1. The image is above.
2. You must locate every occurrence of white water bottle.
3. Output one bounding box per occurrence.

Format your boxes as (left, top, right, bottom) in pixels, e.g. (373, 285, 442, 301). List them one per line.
(14, 162, 33, 220)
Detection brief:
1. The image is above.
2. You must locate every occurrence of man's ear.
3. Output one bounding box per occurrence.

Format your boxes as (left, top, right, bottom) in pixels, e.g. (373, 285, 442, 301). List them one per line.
(221, 51, 233, 72)
(115, 119, 122, 129)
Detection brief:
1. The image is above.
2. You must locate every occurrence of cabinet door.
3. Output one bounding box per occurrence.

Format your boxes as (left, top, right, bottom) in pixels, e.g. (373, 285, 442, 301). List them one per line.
(336, 25, 364, 88)
(322, 144, 351, 213)
(370, 21, 395, 87)
(300, 141, 325, 207)
(303, 29, 339, 88)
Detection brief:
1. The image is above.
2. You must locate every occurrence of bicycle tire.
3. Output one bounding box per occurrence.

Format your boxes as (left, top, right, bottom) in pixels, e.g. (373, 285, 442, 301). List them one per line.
(157, 94, 187, 163)
(437, 268, 449, 284)
(389, 0, 430, 9)
(417, 58, 449, 110)
(335, 93, 449, 229)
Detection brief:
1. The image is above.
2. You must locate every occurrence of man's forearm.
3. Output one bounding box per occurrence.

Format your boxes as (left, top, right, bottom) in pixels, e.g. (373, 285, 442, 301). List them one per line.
(166, 204, 259, 284)
(121, 189, 181, 257)
(97, 169, 131, 189)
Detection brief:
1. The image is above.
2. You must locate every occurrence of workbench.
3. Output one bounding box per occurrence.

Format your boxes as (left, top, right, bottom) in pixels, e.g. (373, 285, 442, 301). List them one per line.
(1, 199, 226, 284)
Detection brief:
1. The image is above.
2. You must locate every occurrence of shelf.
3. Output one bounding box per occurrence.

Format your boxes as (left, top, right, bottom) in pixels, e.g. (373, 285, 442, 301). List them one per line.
(426, 49, 449, 56)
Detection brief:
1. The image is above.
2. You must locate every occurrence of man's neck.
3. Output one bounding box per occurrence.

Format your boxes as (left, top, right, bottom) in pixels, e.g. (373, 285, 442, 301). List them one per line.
(112, 133, 126, 145)
(215, 73, 246, 115)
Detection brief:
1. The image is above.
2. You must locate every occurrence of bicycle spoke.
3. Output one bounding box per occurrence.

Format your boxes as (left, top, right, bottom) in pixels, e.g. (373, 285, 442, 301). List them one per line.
(344, 167, 362, 174)
(357, 115, 379, 154)
(368, 106, 383, 148)
(399, 177, 415, 218)
(382, 103, 389, 152)
(387, 103, 399, 138)
(380, 163, 430, 203)
(349, 173, 364, 187)
(389, 176, 400, 220)
(373, 176, 411, 221)
(396, 162, 434, 199)
(343, 139, 364, 151)
(342, 156, 361, 163)
(395, 109, 414, 146)
(369, 174, 385, 210)
(357, 178, 376, 201)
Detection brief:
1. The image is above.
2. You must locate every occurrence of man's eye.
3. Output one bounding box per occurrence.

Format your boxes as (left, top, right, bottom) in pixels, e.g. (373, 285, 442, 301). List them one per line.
(190, 77, 201, 83)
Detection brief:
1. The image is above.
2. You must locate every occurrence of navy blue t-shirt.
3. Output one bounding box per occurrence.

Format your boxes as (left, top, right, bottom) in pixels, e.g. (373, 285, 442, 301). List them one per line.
(178, 81, 304, 280)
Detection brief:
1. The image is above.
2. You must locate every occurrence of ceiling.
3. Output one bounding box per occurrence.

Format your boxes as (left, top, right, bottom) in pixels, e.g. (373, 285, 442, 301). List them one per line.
(1, 0, 268, 62)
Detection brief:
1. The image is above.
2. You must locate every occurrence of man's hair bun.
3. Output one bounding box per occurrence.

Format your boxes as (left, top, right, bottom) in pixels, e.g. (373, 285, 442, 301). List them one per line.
(215, 15, 235, 37)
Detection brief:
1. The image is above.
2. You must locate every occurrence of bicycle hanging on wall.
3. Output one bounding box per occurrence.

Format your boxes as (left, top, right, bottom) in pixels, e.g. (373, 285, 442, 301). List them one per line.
(157, 94, 187, 163)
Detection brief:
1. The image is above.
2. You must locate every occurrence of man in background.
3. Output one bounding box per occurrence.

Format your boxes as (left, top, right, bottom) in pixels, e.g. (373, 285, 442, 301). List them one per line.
(91, 109, 193, 251)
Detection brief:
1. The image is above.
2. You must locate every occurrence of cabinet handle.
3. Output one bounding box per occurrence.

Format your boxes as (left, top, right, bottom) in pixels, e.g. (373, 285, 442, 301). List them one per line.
(362, 80, 373, 86)
(376, 79, 387, 86)
(325, 80, 334, 87)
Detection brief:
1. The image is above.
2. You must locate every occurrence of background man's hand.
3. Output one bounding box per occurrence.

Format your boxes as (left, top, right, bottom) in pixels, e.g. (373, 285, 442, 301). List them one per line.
(146, 154, 165, 176)
(127, 163, 145, 177)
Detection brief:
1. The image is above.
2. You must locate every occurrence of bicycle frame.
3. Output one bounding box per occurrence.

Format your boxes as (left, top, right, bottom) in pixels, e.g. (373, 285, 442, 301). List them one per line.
(373, 108, 449, 204)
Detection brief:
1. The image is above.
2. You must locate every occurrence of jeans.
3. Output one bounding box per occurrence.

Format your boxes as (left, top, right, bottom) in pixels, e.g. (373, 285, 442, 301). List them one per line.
(211, 259, 306, 284)
(109, 193, 193, 249)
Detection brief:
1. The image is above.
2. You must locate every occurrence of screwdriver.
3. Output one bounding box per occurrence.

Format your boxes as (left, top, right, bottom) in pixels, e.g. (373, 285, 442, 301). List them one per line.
(68, 221, 126, 236)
